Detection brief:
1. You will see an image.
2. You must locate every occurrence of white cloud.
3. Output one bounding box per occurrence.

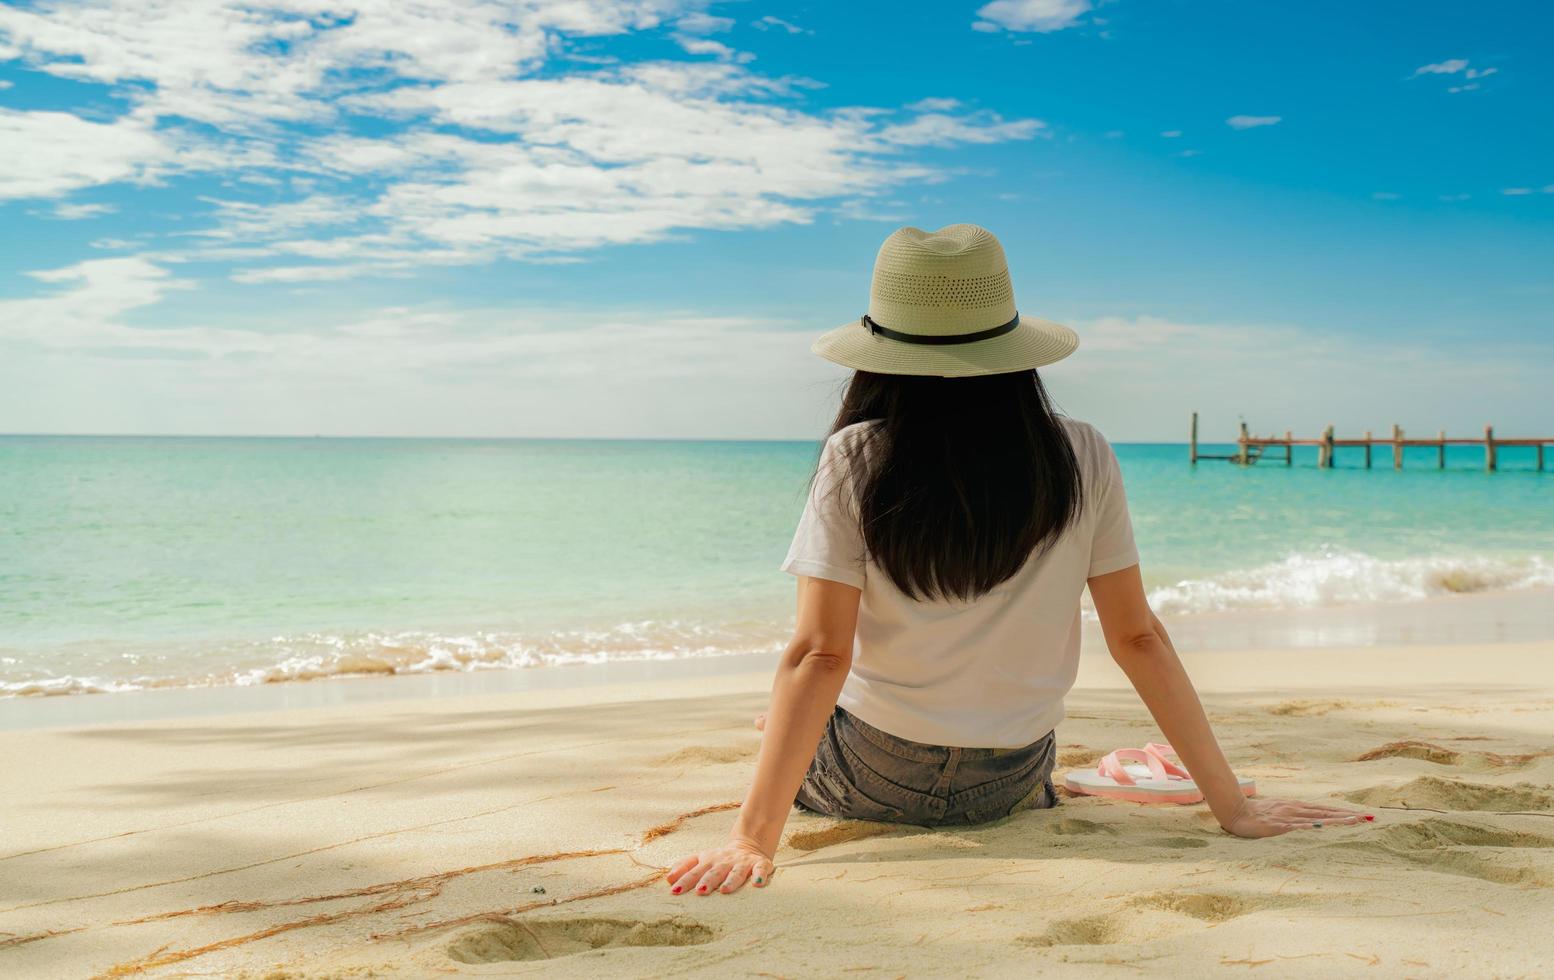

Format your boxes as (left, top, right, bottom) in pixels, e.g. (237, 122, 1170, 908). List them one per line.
(753, 16, 807, 34)
(191, 195, 364, 242)
(4, 255, 753, 367)
(1226, 115, 1281, 129)
(1411, 59, 1498, 92)
(1412, 58, 1469, 76)
(231, 263, 407, 284)
(0, 78, 12, 89)
(875, 110, 1045, 147)
(3, 277, 1548, 439)
(0, 0, 688, 126)
(0, 1, 1044, 280)
(206, 71, 1045, 267)
(1051, 314, 1549, 441)
(1, 257, 193, 345)
(1172, 149, 1202, 158)
(973, 0, 1092, 33)
(1438, 194, 1471, 202)
(675, 12, 733, 33)
(48, 202, 118, 220)
(906, 97, 962, 113)
(0, 109, 166, 199)
(1501, 187, 1533, 196)
(672, 35, 754, 61)
(0, 255, 844, 437)
(1160, 130, 1182, 138)
(1371, 191, 1401, 201)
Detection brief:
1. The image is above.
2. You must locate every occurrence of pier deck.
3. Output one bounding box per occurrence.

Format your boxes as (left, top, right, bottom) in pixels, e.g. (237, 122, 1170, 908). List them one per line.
(1188, 413, 1550, 471)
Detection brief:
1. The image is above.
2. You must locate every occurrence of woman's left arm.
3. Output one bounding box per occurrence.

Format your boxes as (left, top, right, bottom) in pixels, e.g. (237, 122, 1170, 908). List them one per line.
(665, 574, 861, 895)
(1088, 564, 1373, 837)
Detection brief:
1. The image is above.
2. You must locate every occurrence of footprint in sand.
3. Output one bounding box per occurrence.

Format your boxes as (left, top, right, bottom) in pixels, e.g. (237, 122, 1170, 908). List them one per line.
(1129, 891, 1306, 922)
(1333, 818, 1554, 887)
(1057, 746, 1100, 768)
(1343, 776, 1554, 813)
(1143, 836, 1211, 850)
(651, 744, 757, 767)
(1016, 914, 1127, 947)
(1017, 892, 1307, 948)
(1370, 819, 1554, 850)
(1023, 817, 1206, 854)
(1267, 699, 1349, 717)
(1353, 740, 1546, 770)
(1031, 817, 1119, 837)
(1270, 698, 1405, 716)
(444, 915, 714, 963)
(1016, 911, 1182, 948)
(1354, 740, 1463, 765)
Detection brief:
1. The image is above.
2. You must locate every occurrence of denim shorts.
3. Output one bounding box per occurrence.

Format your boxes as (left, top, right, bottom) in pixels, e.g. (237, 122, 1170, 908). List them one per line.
(793, 703, 1060, 827)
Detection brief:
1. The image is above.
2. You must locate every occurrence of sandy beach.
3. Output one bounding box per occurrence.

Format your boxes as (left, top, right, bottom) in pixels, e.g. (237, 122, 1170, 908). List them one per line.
(3, 641, 1553, 979)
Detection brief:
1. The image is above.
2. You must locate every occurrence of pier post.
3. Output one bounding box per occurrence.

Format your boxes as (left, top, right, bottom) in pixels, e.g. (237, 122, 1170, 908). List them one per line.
(1237, 421, 1249, 465)
(1485, 425, 1496, 472)
(1392, 424, 1404, 470)
(1363, 430, 1373, 469)
(1540, 443, 1546, 472)
(1284, 430, 1293, 467)
(1189, 412, 1198, 465)
(1319, 424, 1335, 468)
(1438, 430, 1447, 469)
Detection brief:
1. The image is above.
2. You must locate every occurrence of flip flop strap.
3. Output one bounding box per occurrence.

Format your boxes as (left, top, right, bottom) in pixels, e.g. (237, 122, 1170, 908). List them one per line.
(1098, 748, 1167, 786)
(1142, 742, 1191, 779)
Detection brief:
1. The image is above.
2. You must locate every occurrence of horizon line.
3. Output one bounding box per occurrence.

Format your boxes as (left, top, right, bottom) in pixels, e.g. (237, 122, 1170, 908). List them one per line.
(0, 431, 1202, 445)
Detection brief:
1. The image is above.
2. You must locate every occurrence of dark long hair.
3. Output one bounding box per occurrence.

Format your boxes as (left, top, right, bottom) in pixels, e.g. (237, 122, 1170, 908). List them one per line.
(820, 369, 1083, 602)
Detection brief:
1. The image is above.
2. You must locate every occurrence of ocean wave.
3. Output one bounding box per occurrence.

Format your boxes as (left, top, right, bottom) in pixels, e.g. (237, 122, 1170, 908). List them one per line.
(1141, 550, 1554, 616)
(0, 619, 789, 698)
(6, 551, 1553, 698)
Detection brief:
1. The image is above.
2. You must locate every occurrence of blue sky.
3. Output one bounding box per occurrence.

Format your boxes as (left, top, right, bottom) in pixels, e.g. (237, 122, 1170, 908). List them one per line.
(1, 0, 1550, 440)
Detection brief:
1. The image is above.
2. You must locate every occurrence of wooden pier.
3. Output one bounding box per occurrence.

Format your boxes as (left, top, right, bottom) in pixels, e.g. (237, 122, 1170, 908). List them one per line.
(1188, 413, 1551, 471)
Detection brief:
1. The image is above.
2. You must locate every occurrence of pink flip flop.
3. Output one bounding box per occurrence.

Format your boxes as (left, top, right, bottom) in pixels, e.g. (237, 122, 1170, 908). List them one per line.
(1063, 742, 1256, 804)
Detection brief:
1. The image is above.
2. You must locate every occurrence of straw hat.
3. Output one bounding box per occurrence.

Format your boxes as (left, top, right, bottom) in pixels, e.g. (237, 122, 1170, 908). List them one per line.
(811, 223, 1078, 377)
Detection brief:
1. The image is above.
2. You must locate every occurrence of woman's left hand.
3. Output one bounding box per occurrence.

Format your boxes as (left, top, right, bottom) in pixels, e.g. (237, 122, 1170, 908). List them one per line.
(665, 837, 775, 896)
(1219, 796, 1374, 839)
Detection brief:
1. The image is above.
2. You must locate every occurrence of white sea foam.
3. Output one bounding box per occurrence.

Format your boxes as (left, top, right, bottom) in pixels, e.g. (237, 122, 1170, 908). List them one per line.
(0, 620, 789, 697)
(1142, 550, 1554, 616)
(5, 551, 1553, 698)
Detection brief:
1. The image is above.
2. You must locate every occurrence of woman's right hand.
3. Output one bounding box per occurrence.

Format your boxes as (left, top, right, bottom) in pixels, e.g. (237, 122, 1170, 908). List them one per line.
(1218, 796, 1374, 839)
(665, 836, 776, 896)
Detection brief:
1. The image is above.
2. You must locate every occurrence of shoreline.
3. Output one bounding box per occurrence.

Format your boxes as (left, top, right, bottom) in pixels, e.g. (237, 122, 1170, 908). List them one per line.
(2, 639, 1551, 977)
(3, 586, 1552, 732)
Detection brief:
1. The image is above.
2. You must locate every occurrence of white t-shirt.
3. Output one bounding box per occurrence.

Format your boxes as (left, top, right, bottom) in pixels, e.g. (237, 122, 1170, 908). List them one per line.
(780, 417, 1140, 749)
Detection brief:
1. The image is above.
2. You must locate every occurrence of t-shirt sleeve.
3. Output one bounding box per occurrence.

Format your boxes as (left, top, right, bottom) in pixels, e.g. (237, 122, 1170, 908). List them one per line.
(779, 432, 867, 589)
(1087, 431, 1141, 578)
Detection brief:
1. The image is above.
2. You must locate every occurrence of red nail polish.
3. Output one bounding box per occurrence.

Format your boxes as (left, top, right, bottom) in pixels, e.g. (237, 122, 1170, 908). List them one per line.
(697, 885, 707, 893)
(1364, 814, 1375, 821)
(671, 886, 681, 894)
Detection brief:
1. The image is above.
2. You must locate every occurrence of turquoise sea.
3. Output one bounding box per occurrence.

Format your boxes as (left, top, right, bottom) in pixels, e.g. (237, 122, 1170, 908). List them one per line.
(1, 435, 1551, 697)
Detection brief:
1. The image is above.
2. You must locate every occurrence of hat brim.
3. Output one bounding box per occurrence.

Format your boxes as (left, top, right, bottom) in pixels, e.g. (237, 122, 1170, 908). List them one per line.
(810, 315, 1079, 377)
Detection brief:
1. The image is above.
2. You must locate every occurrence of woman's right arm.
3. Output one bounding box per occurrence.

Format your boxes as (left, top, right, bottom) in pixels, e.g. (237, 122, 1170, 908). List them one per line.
(1087, 564, 1373, 838)
(664, 574, 861, 895)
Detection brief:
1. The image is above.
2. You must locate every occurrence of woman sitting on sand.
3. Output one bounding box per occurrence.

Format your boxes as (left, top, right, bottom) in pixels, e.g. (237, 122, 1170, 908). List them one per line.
(667, 225, 1370, 897)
